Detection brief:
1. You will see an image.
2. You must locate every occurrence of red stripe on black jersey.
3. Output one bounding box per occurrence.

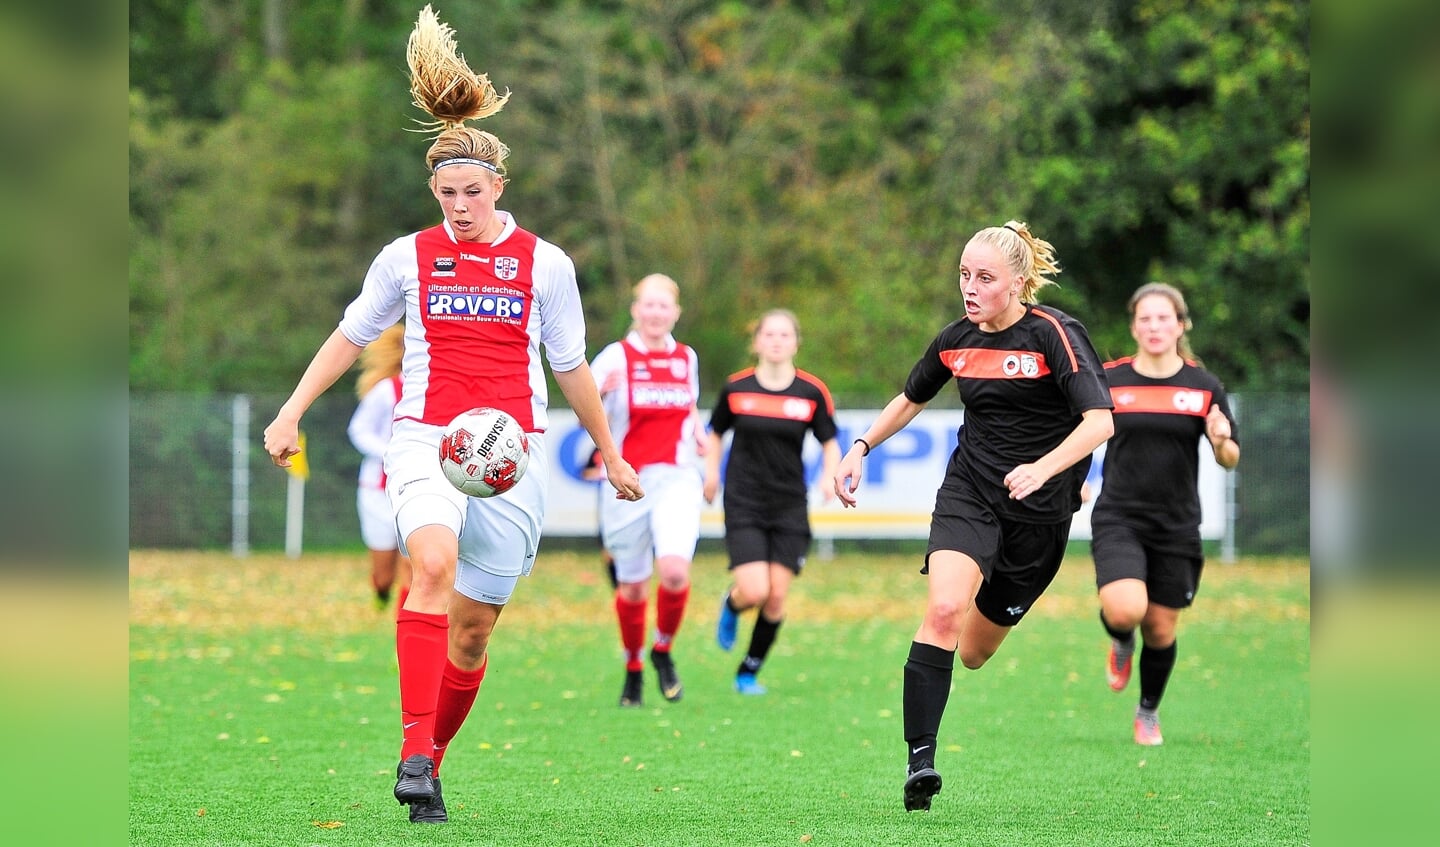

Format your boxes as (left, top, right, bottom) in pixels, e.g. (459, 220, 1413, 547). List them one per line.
(1030, 308, 1079, 372)
(1105, 356, 1200, 370)
(727, 392, 818, 421)
(938, 347, 1053, 379)
(795, 369, 836, 415)
(1109, 384, 1213, 416)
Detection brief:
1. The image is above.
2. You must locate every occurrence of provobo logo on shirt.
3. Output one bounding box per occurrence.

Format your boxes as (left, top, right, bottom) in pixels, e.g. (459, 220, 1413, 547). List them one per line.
(426, 286, 526, 323)
(630, 384, 692, 409)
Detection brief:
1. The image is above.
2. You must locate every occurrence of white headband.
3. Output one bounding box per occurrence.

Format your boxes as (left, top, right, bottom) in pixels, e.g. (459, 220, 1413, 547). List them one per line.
(433, 157, 499, 174)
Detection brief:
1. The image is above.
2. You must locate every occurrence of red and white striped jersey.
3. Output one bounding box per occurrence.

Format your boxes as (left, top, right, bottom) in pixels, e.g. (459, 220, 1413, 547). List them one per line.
(591, 331, 700, 470)
(337, 213, 588, 433)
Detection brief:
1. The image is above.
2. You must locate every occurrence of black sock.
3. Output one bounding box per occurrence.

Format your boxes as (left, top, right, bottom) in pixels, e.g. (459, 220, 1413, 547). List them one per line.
(1138, 641, 1177, 711)
(738, 614, 782, 676)
(903, 641, 955, 768)
(1100, 609, 1134, 645)
(726, 593, 743, 614)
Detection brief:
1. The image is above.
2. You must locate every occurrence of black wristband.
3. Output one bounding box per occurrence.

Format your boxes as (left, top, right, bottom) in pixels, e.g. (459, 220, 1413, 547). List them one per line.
(854, 437, 871, 456)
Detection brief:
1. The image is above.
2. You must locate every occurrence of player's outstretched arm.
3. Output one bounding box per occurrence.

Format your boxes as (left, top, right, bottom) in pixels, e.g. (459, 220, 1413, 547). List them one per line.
(554, 362, 644, 501)
(265, 329, 366, 467)
(833, 393, 926, 508)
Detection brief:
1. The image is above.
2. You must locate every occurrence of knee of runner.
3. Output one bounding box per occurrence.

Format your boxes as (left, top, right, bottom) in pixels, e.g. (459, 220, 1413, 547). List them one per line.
(959, 646, 994, 671)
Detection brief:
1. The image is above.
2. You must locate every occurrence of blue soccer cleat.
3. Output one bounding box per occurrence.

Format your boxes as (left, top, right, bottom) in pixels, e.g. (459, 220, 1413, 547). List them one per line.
(716, 590, 738, 651)
(734, 673, 767, 695)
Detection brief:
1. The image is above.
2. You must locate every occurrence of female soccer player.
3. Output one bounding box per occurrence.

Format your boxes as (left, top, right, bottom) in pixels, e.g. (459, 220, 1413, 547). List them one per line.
(263, 6, 642, 824)
(348, 324, 411, 612)
(704, 309, 840, 695)
(833, 221, 1113, 812)
(1091, 282, 1240, 746)
(591, 273, 706, 707)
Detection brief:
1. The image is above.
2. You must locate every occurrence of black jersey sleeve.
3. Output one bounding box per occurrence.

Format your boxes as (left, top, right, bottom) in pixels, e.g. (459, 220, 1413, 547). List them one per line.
(808, 380, 839, 444)
(708, 381, 735, 436)
(1044, 309, 1113, 415)
(902, 322, 964, 405)
(1207, 371, 1240, 445)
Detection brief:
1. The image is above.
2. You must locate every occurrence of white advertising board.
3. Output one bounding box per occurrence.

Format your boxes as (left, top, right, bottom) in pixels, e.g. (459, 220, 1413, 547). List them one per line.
(540, 409, 1228, 541)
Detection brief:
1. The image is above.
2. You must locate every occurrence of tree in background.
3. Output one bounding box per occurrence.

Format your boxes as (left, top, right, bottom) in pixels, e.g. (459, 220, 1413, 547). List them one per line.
(129, 0, 1307, 397)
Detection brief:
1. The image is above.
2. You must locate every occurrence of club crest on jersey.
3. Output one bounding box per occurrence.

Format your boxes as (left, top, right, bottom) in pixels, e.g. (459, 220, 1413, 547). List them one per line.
(433, 256, 457, 277)
(494, 256, 519, 280)
(1001, 353, 1041, 378)
(670, 358, 687, 378)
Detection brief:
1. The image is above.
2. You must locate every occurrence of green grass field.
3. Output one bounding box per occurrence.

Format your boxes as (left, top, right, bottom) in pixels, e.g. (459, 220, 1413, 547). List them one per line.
(129, 549, 1309, 846)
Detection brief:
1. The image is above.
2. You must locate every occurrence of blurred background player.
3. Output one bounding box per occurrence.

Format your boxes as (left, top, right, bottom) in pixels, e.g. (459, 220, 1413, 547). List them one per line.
(1091, 282, 1240, 746)
(592, 273, 706, 707)
(704, 309, 840, 695)
(348, 324, 412, 612)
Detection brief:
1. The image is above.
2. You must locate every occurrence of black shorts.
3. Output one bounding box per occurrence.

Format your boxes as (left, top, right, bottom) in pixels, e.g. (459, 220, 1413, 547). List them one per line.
(1091, 513, 1204, 609)
(925, 478, 1071, 627)
(723, 503, 812, 573)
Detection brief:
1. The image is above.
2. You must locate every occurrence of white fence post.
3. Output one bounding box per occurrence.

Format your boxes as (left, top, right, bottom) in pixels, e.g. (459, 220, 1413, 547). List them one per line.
(1221, 393, 1239, 564)
(231, 394, 250, 558)
(285, 474, 305, 559)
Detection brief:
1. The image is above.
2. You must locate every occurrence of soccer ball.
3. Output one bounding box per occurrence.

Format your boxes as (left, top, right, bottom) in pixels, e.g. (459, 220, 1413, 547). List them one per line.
(438, 407, 531, 498)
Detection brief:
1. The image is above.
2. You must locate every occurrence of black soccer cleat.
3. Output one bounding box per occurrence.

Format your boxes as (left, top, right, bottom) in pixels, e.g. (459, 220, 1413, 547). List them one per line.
(408, 776, 447, 823)
(649, 650, 683, 702)
(394, 753, 436, 804)
(619, 669, 644, 707)
(903, 762, 943, 812)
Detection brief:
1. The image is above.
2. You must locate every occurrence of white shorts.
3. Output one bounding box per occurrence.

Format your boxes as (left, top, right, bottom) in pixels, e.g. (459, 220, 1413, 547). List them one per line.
(601, 463, 703, 583)
(357, 485, 399, 551)
(384, 419, 550, 605)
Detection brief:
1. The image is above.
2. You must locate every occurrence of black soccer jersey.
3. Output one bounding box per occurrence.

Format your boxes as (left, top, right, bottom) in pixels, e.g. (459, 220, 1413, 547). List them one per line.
(904, 305, 1112, 522)
(709, 369, 838, 513)
(1091, 358, 1238, 530)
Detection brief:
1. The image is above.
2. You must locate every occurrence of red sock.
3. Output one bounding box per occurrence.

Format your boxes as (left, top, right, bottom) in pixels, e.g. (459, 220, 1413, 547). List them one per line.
(432, 655, 487, 778)
(653, 583, 690, 653)
(615, 594, 647, 671)
(396, 609, 449, 760)
(395, 586, 411, 620)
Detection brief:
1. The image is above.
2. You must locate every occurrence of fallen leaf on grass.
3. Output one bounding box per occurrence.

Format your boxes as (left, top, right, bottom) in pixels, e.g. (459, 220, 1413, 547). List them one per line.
(311, 820, 345, 829)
